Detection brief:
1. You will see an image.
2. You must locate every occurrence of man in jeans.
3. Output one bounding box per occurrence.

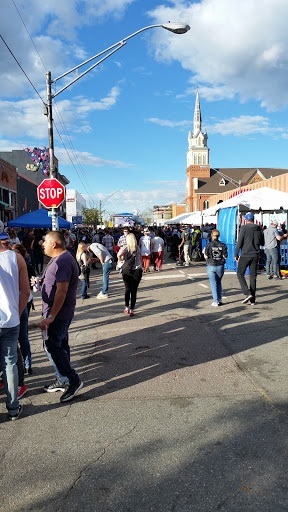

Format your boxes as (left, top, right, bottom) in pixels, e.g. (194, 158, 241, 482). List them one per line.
(264, 220, 287, 279)
(235, 212, 264, 305)
(0, 232, 30, 420)
(39, 231, 83, 402)
(88, 242, 113, 299)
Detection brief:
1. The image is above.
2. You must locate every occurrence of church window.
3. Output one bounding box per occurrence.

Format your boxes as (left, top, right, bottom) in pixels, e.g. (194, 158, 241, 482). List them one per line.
(194, 155, 197, 164)
(219, 178, 226, 186)
(198, 154, 202, 164)
(203, 200, 209, 209)
(203, 155, 206, 164)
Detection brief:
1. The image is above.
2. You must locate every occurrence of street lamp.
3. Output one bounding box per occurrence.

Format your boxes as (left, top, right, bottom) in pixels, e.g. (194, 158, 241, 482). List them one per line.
(99, 189, 124, 224)
(45, 22, 190, 230)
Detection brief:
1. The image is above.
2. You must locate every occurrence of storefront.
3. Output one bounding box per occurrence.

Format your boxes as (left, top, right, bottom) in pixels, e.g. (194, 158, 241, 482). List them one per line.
(0, 158, 17, 223)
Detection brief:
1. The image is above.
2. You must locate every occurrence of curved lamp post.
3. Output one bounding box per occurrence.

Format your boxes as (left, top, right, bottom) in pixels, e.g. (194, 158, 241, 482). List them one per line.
(99, 189, 124, 224)
(45, 22, 190, 230)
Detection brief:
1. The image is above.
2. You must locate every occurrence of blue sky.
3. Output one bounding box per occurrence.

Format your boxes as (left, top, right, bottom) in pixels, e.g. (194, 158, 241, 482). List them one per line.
(1, 0, 288, 217)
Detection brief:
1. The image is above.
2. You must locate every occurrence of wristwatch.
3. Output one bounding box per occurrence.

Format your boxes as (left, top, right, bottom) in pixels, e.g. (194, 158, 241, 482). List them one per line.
(47, 314, 54, 319)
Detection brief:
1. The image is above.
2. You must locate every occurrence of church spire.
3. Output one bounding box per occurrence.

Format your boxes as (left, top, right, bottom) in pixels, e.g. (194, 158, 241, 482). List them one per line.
(193, 86, 202, 136)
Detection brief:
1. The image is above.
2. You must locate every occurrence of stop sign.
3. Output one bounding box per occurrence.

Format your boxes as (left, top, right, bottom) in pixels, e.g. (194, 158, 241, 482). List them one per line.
(37, 178, 65, 208)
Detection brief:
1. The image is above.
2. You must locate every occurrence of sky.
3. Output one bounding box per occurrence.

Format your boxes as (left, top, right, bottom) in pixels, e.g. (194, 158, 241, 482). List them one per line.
(1, 0, 288, 217)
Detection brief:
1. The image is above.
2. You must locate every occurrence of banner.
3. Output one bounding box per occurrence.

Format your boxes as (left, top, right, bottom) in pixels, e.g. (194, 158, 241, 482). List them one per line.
(24, 147, 50, 176)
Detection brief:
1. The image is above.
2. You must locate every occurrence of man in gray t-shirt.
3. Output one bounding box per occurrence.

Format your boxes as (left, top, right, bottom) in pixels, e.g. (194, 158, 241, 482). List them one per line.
(264, 221, 286, 279)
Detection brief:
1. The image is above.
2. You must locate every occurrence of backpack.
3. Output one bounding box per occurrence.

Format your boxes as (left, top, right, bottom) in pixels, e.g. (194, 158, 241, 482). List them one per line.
(122, 251, 136, 275)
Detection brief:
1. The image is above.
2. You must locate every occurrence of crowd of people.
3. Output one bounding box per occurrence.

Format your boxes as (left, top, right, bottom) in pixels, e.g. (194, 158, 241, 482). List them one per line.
(0, 216, 286, 420)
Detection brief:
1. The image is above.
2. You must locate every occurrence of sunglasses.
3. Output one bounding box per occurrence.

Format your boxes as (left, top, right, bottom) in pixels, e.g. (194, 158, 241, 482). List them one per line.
(1, 241, 11, 246)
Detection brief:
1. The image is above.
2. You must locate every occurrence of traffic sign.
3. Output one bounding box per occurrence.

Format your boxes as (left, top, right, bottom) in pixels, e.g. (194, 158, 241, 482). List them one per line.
(72, 216, 83, 224)
(37, 178, 65, 208)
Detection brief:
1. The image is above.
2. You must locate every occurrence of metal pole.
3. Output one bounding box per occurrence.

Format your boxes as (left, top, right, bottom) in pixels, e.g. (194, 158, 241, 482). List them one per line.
(46, 71, 58, 231)
(99, 200, 102, 225)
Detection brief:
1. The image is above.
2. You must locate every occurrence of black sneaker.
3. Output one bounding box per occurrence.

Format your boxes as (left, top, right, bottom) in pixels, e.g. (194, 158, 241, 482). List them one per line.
(242, 294, 253, 304)
(43, 379, 67, 393)
(60, 380, 83, 403)
(8, 405, 23, 421)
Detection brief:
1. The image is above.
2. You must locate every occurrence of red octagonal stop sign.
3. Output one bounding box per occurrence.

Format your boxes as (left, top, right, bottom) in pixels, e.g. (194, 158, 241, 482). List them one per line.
(37, 178, 65, 208)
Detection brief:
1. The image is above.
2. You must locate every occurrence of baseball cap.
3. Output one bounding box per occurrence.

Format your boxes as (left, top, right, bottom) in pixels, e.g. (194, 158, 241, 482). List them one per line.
(0, 232, 9, 240)
(244, 212, 254, 221)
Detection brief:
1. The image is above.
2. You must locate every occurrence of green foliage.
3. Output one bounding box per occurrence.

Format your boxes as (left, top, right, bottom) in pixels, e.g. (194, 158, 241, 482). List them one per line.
(82, 207, 100, 226)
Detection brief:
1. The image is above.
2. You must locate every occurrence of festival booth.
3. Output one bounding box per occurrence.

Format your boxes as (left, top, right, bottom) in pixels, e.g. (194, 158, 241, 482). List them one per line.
(7, 208, 73, 229)
(163, 212, 191, 225)
(202, 187, 288, 271)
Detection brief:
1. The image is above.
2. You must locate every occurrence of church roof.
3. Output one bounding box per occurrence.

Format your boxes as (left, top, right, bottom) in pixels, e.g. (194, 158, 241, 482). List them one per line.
(196, 168, 288, 194)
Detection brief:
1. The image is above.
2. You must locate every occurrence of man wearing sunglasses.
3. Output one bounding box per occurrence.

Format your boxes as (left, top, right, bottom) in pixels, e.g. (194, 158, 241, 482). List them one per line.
(0, 232, 30, 420)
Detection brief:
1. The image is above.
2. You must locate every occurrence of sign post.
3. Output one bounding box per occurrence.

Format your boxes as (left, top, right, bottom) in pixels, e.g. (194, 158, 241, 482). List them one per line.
(37, 178, 65, 231)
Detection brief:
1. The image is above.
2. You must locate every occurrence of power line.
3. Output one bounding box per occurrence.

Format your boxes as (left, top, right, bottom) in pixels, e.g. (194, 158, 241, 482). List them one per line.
(10, 0, 47, 71)
(0, 33, 45, 104)
(3, 5, 97, 206)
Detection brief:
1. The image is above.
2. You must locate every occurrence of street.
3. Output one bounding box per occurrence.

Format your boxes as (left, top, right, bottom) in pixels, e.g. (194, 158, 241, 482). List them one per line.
(1, 256, 288, 512)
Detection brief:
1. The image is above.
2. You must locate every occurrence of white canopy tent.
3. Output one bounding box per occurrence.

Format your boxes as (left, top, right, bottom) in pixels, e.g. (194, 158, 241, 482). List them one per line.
(163, 212, 191, 224)
(203, 187, 288, 217)
(182, 210, 217, 225)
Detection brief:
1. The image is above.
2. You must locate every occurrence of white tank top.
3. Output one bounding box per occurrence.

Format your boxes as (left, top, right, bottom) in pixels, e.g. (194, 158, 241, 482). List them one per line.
(0, 250, 20, 328)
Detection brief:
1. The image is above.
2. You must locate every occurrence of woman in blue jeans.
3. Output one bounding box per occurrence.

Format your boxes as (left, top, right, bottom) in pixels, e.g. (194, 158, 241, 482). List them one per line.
(203, 229, 228, 307)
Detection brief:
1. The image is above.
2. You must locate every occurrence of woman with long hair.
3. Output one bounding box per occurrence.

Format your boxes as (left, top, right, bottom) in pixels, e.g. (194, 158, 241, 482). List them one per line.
(203, 229, 228, 307)
(76, 242, 90, 299)
(118, 233, 143, 317)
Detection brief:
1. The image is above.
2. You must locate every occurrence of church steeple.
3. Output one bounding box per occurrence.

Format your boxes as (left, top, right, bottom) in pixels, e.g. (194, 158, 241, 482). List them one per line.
(193, 87, 202, 136)
(187, 88, 209, 167)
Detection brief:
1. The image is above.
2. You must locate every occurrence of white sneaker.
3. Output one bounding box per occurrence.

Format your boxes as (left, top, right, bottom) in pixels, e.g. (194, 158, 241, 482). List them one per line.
(211, 302, 219, 307)
(97, 292, 108, 299)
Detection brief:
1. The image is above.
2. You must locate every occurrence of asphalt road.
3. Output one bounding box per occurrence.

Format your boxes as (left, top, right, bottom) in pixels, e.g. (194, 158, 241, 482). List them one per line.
(1, 255, 288, 512)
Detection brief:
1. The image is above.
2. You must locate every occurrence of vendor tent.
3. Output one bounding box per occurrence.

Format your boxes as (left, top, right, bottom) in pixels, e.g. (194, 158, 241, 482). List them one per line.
(8, 209, 73, 229)
(182, 210, 217, 225)
(203, 187, 288, 216)
(163, 213, 191, 224)
(203, 187, 288, 272)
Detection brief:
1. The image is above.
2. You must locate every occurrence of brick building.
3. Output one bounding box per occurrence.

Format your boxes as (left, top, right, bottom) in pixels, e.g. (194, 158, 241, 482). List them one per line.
(0, 150, 69, 218)
(0, 157, 17, 223)
(185, 92, 288, 212)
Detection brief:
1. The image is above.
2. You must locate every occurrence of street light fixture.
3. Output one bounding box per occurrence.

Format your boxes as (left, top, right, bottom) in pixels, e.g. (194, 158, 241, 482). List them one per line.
(99, 189, 124, 224)
(45, 22, 190, 230)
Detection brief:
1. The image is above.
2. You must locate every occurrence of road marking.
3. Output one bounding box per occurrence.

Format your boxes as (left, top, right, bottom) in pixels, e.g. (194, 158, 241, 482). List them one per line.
(142, 274, 184, 280)
(258, 387, 272, 402)
(198, 283, 208, 288)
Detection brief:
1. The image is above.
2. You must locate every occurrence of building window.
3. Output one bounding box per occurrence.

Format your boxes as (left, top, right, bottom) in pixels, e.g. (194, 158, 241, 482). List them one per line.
(203, 200, 209, 209)
(203, 155, 206, 164)
(194, 155, 197, 164)
(198, 154, 202, 164)
(219, 178, 226, 186)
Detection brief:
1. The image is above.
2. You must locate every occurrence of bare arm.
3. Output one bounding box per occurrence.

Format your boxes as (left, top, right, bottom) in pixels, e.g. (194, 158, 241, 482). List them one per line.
(17, 253, 30, 317)
(39, 281, 69, 330)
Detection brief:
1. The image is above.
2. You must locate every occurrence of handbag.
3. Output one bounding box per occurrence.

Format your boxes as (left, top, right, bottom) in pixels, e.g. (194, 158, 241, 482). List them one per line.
(122, 252, 136, 275)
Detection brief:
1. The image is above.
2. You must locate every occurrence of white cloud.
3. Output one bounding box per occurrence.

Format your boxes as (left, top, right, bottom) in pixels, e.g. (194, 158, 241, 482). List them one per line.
(0, 86, 120, 139)
(147, 118, 191, 128)
(208, 115, 288, 137)
(0, 0, 135, 97)
(54, 147, 133, 168)
(148, 0, 288, 110)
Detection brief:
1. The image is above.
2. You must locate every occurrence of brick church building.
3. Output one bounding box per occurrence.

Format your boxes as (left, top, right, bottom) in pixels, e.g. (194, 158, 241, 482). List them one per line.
(185, 91, 288, 212)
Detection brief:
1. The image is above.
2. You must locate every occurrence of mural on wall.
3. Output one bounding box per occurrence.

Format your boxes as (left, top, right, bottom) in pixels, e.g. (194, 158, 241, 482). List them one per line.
(24, 147, 50, 176)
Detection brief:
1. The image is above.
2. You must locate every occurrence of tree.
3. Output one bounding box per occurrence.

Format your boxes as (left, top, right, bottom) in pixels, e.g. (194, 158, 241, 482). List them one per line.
(141, 207, 153, 225)
(82, 207, 100, 226)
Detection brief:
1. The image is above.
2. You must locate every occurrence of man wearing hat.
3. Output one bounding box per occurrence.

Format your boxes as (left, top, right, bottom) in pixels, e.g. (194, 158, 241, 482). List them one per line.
(264, 220, 287, 279)
(235, 212, 264, 304)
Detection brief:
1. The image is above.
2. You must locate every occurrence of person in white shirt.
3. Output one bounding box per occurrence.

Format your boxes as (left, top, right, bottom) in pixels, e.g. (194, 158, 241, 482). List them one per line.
(152, 231, 165, 271)
(139, 229, 152, 273)
(0, 232, 30, 420)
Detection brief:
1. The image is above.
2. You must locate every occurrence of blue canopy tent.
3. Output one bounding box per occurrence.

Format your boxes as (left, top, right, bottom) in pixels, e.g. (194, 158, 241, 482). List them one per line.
(8, 209, 73, 229)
